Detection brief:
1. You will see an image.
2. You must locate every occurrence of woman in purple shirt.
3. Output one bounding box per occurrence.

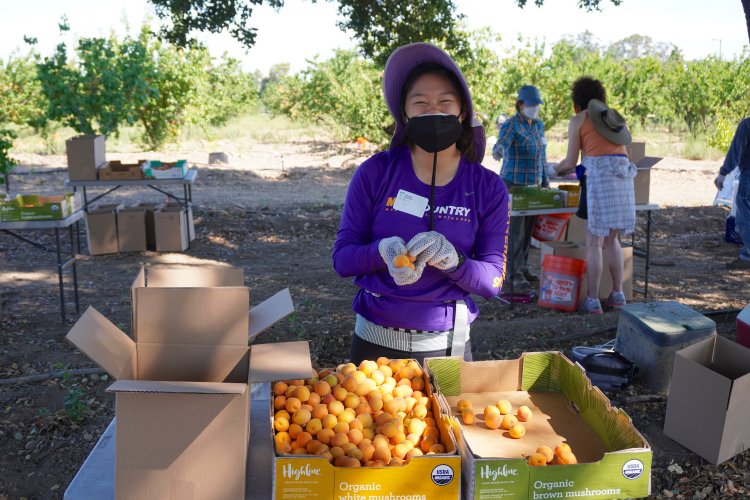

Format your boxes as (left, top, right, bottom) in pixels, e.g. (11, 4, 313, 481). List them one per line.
(333, 43, 509, 365)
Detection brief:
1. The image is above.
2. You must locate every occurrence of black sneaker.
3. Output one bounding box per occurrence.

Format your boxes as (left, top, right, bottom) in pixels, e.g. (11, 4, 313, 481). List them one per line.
(726, 258, 750, 270)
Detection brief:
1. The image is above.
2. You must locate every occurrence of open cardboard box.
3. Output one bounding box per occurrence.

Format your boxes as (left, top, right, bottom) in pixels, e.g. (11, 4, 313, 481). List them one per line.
(663, 335, 750, 465)
(67, 266, 312, 500)
(426, 353, 652, 500)
(627, 142, 662, 205)
(271, 365, 462, 499)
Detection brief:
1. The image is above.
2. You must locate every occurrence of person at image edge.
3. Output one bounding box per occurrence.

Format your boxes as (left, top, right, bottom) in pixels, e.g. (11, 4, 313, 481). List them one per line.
(715, 118, 750, 269)
(332, 42, 510, 366)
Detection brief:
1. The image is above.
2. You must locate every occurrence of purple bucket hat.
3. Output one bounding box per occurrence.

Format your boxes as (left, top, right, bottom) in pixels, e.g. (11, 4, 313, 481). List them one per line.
(383, 42, 486, 163)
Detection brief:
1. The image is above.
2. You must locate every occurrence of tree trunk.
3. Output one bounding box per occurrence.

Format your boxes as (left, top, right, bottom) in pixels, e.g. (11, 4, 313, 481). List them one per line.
(743, 0, 750, 43)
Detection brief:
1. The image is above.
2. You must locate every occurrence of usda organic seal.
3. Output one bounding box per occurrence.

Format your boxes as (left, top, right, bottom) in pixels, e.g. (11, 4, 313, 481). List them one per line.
(431, 464, 454, 486)
(622, 459, 644, 480)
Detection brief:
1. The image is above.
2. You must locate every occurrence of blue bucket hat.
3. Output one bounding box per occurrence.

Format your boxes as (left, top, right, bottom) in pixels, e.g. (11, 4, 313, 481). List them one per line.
(518, 85, 543, 105)
(383, 43, 486, 163)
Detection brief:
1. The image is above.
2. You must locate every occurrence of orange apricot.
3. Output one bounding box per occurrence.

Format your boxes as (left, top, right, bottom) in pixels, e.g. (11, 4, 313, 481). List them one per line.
(556, 450, 578, 465)
(461, 409, 475, 425)
(273, 381, 289, 396)
(501, 414, 518, 430)
(516, 405, 532, 422)
(508, 424, 526, 439)
(528, 452, 547, 466)
(393, 254, 416, 270)
(496, 399, 512, 415)
(537, 446, 554, 464)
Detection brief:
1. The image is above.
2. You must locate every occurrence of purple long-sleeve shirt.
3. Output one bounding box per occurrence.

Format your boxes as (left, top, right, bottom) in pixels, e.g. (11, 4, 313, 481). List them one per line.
(333, 145, 509, 331)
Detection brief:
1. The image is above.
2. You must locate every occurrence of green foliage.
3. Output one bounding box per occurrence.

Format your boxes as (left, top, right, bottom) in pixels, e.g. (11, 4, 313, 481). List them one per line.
(61, 371, 88, 423)
(336, 0, 471, 66)
(149, 0, 283, 49)
(263, 50, 390, 144)
(0, 53, 46, 128)
(515, 0, 623, 10)
(31, 25, 260, 149)
(0, 129, 18, 190)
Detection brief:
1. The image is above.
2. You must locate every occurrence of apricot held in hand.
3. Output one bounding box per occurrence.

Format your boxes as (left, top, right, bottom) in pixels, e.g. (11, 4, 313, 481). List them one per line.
(393, 253, 416, 270)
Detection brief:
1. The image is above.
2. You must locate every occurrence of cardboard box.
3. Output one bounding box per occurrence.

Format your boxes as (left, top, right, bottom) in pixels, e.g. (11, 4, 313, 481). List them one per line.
(117, 206, 147, 252)
(663, 336, 750, 465)
(272, 369, 462, 499)
(135, 202, 163, 250)
(98, 160, 146, 181)
(67, 266, 309, 499)
(426, 354, 652, 500)
(626, 142, 662, 205)
(66, 135, 106, 180)
(558, 184, 580, 208)
(145, 160, 188, 179)
(541, 241, 633, 300)
(0, 192, 81, 221)
(86, 203, 122, 255)
(154, 205, 189, 252)
(509, 186, 565, 211)
(563, 214, 587, 243)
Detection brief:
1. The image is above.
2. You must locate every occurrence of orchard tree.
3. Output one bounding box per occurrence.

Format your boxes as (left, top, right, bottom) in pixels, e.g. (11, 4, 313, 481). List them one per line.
(147, 0, 626, 63)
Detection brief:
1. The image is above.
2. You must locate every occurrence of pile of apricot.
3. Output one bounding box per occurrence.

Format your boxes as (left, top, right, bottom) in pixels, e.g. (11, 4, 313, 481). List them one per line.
(457, 398, 532, 439)
(273, 358, 445, 467)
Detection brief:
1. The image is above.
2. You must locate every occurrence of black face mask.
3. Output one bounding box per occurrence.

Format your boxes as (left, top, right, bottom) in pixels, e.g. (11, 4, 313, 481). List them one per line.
(404, 113, 463, 153)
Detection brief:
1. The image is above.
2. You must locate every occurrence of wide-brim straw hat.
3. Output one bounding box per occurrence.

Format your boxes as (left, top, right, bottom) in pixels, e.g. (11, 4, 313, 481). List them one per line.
(383, 42, 486, 162)
(587, 99, 632, 145)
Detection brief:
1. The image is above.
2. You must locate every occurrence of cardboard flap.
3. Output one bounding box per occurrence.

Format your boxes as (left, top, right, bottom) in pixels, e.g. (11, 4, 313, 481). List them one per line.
(249, 288, 295, 339)
(137, 344, 249, 383)
(634, 156, 662, 170)
(66, 307, 136, 380)
(135, 287, 249, 345)
(462, 359, 521, 393)
(146, 266, 244, 287)
(249, 341, 312, 382)
(108, 379, 246, 395)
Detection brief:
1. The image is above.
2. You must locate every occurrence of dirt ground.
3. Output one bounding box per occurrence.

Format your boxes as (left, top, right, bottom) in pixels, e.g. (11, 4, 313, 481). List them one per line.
(1, 142, 749, 499)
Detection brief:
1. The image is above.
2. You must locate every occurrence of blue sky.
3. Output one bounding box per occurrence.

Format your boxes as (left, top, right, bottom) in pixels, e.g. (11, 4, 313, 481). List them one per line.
(0, 0, 747, 74)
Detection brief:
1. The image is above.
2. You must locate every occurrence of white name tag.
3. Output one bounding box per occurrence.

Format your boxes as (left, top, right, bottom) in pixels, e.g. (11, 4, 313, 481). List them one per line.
(393, 189, 428, 218)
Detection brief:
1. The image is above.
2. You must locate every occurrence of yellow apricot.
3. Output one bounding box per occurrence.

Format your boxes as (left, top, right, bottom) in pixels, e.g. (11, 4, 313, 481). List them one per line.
(516, 405, 532, 422)
(537, 446, 554, 464)
(461, 409, 475, 425)
(496, 399, 512, 415)
(528, 452, 547, 466)
(508, 424, 526, 439)
(501, 414, 518, 430)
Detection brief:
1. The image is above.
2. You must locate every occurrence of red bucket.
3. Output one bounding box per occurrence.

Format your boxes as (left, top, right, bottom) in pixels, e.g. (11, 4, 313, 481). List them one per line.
(539, 255, 586, 312)
(533, 213, 572, 242)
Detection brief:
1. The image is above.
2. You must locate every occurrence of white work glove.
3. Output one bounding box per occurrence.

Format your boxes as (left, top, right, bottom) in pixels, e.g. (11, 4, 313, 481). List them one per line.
(406, 231, 459, 271)
(378, 236, 426, 286)
(544, 162, 558, 178)
(715, 174, 726, 191)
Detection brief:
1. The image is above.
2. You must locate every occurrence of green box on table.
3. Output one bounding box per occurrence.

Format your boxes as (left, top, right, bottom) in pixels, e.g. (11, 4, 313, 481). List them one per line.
(510, 186, 565, 211)
(0, 193, 80, 222)
(425, 353, 652, 500)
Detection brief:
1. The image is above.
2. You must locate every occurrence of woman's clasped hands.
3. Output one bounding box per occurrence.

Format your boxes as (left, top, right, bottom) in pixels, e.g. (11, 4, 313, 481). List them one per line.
(379, 231, 459, 285)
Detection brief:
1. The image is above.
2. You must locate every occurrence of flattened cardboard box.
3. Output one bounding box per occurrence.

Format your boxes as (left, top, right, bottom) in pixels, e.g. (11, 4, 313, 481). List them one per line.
(272, 368, 461, 499)
(663, 335, 750, 465)
(67, 266, 311, 500)
(541, 241, 633, 300)
(426, 354, 652, 500)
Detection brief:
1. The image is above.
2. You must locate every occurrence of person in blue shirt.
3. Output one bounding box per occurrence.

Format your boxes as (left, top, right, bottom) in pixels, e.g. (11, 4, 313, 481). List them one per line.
(715, 118, 750, 269)
(492, 85, 548, 289)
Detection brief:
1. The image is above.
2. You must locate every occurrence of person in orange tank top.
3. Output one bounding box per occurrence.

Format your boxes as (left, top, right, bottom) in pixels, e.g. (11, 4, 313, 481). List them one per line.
(554, 77, 636, 314)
